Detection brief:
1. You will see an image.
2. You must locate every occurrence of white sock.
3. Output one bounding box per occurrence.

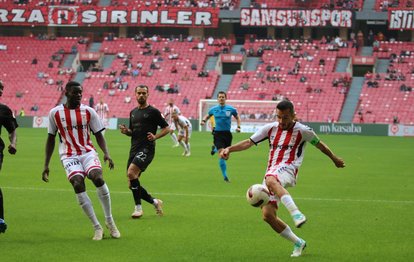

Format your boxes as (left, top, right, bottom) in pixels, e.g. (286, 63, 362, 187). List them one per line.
(186, 142, 191, 153)
(280, 225, 301, 244)
(171, 133, 178, 144)
(96, 183, 113, 223)
(153, 199, 159, 206)
(280, 194, 301, 216)
(135, 204, 142, 211)
(180, 140, 186, 150)
(76, 192, 101, 229)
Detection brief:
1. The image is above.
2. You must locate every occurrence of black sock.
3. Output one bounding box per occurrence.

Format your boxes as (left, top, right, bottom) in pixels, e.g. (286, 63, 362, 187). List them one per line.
(130, 179, 141, 205)
(140, 186, 154, 204)
(0, 188, 4, 219)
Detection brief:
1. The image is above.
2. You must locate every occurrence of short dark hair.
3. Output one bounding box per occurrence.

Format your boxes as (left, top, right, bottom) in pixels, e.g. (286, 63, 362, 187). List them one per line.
(65, 81, 81, 91)
(217, 91, 227, 98)
(135, 85, 149, 92)
(0, 80, 3, 89)
(277, 99, 295, 113)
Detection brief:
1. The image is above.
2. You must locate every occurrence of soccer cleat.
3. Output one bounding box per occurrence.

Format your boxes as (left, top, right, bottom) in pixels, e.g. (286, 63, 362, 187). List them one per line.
(210, 146, 216, 156)
(224, 177, 230, 183)
(172, 143, 180, 148)
(131, 207, 143, 219)
(154, 199, 163, 216)
(92, 227, 104, 241)
(182, 151, 188, 156)
(185, 152, 191, 157)
(0, 218, 7, 234)
(106, 221, 121, 239)
(291, 239, 306, 257)
(293, 213, 307, 228)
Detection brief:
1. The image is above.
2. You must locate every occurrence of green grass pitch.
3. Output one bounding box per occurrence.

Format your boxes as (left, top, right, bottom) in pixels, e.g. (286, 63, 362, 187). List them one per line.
(0, 128, 413, 261)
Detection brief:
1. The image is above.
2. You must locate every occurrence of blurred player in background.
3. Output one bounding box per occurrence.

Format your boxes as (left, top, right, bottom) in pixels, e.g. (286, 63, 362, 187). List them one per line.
(172, 111, 192, 157)
(0, 81, 18, 234)
(120, 85, 170, 219)
(163, 98, 180, 147)
(221, 99, 345, 257)
(95, 98, 109, 136)
(201, 91, 241, 182)
(42, 81, 120, 241)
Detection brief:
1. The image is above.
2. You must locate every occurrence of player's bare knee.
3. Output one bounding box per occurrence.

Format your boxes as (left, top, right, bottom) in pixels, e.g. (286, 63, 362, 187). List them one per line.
(127, 171, 138, 181)
(70, 176, 86, 193)
(88, 169, 104, 187)
(262, 209, 274, 224)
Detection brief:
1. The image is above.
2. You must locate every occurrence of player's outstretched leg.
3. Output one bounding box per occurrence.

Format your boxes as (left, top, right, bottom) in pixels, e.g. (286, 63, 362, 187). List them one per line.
(153, 199, 163, 216)
(262, 204, 306, 257)
(76, 192, 103, 240)
(280, 195, 307, 228)
(130, 179, 143, 219)
(171, 133, 179, 147)
(291, 238, 307, 257)
(185, 143, 191, 157)
(210, 146, 217, 156)
(96, 183, 120, 239)
(219, 158, 229, 182)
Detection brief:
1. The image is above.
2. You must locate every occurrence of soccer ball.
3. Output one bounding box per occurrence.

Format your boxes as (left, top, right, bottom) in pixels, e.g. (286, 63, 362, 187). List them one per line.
(246, 184, 270, 207)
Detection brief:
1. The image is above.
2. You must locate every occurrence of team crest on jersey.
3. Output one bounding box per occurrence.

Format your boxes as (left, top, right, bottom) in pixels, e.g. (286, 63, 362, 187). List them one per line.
(225, 111, 231, 117)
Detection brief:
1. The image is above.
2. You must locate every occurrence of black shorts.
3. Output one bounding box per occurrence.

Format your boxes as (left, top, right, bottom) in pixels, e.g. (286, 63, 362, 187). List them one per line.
(127, 146, 155, 173)
(213, 131, 232, 150)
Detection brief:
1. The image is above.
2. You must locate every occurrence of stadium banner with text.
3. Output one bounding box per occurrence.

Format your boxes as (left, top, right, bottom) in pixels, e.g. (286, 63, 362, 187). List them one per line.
(79, 52, 103, 61)
(352, 56, 376, 65)
(388, 9, 414, 30)
(240, 8, 353, 28)
(388, 124, 414, 136)
(221, 54, 244, 63)
(0, 6, 219, 28)
(304, 123, 388, 136)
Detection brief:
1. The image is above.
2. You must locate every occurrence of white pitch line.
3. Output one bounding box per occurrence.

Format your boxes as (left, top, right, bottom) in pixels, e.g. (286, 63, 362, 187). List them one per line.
(3, 186, 414, 204)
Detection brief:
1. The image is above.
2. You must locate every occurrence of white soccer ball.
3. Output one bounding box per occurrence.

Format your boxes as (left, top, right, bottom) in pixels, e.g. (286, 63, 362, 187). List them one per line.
(246, 184, 270, 207)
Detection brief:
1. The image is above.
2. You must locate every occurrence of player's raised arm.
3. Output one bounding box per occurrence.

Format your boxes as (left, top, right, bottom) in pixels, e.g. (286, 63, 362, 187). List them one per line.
(220, 139, 254, 159)
(315, 140, 345, 168)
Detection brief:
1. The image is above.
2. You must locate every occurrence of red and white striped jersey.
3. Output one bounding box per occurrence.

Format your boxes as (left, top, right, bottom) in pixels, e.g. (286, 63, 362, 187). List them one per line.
(250, 121, 320, 171)
(163, 105, 180, 125)
(95, 102, 109, 120)
(47, 104, 105, 159)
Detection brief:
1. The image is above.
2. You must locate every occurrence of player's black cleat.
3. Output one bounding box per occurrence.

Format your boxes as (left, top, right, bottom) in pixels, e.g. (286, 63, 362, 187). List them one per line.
(210, 146, 216, 156)
(224, 177, 230, 183)
(0, 219, 7, 234)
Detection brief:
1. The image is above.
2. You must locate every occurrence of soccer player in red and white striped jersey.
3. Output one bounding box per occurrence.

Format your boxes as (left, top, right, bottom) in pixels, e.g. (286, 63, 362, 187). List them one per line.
(221, 100, 345, 257)
(95, 98, 109, 135)
(42, 81, 120, 241)
(163, 98, 180, 147)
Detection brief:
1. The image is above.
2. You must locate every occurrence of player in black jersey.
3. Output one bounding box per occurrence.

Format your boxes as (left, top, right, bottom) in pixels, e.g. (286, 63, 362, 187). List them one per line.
(119, 85, 170, 218)
(0, 81, 18, 234)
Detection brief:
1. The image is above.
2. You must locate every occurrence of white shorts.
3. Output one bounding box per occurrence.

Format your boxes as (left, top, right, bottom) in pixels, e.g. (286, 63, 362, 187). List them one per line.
(263, 164, 298, 206)
(178, 127, 192, 138)
(61, 151, 102, 180)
